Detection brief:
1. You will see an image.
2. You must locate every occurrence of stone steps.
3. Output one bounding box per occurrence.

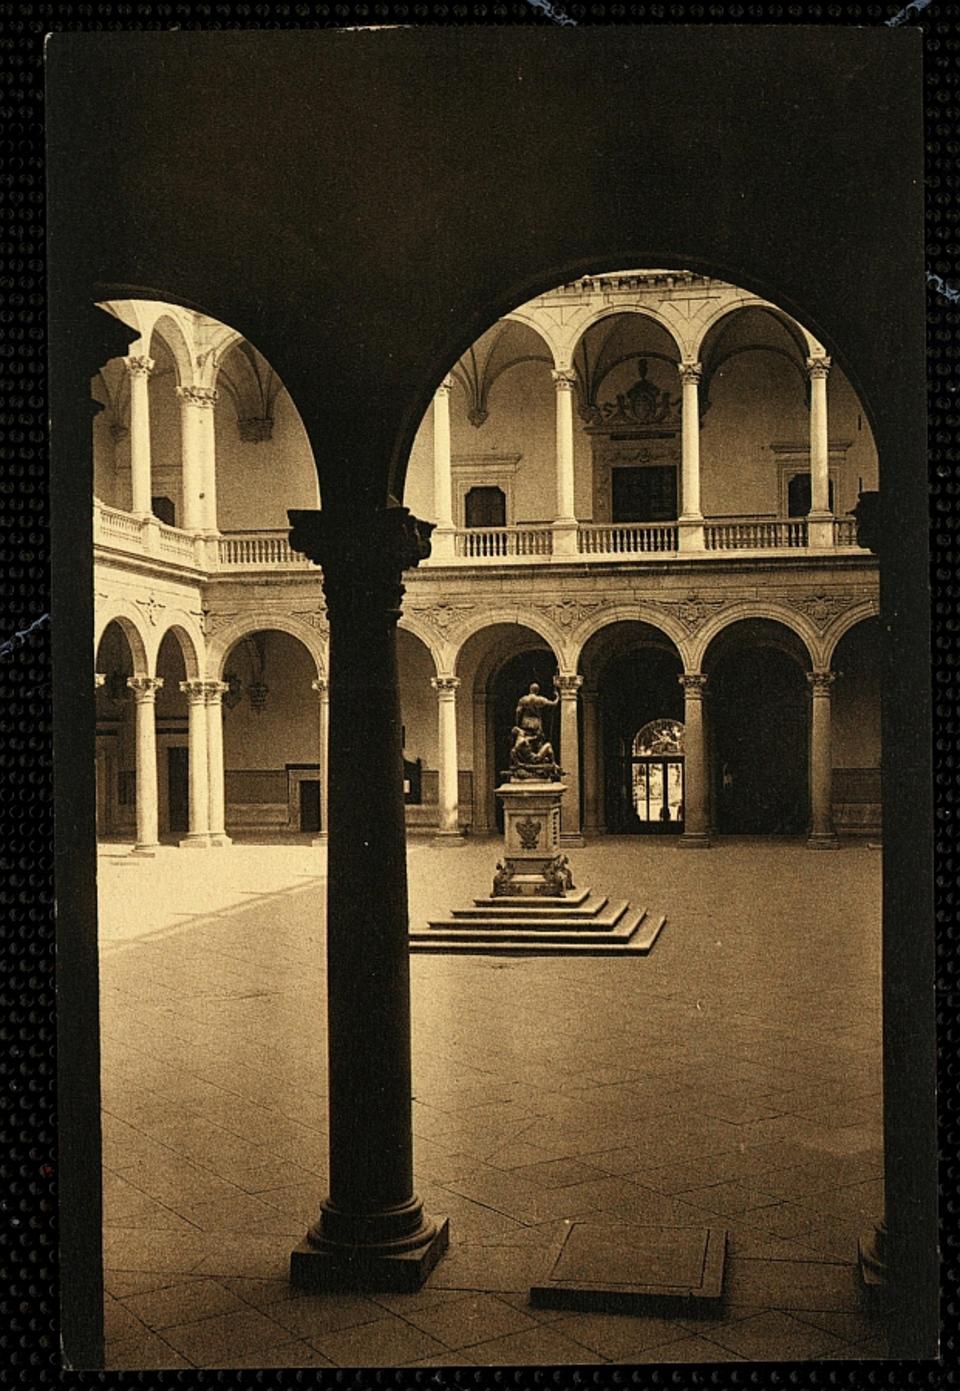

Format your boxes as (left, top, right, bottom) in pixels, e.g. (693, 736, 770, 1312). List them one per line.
(448, 892, 610, 922)
(409, 905, 666, 956)
(433, 898, 629, 933)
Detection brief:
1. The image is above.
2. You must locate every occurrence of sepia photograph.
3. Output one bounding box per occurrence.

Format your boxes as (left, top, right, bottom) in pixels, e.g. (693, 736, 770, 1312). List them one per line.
(46, 23, 937, 1373)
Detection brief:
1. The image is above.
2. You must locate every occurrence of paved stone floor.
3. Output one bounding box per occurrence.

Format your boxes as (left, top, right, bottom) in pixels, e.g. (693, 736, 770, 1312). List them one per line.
(98, 835, 888, 1369)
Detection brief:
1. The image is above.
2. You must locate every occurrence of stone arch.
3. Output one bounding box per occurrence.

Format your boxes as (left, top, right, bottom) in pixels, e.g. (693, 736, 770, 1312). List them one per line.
(147, 311, 196, 389)
(500, 309, 561, 367)
(691, 602, 819, 673)
(568, 604, 692, 673)
(691, 297, 819, 364)
(153, 621, 203, 682)
(822, 599, 882, 668)
(207, 613, 326, 681)
(94, 601, 150, 676)
(566, 303, 685, 369)
(397, 613, 444, 675)
(450, 607, 565, 677)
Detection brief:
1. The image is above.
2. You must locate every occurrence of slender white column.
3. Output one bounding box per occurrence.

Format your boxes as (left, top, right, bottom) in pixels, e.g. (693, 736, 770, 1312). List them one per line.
(581, 684, 600, 837)
(806, 355, 833, 547)
(312, 677, 330, 845)
(472, 693, 490, 833)
(677, 360, 704, 551)
(431, 676, 464, 842)
(552, 368, 578, 555)
(176, 385, 217, 533)
(124, 355, 155, 516)
(127, 676, 163, 856)
(179, 680, 210, 847)
(557, 674, 584, 844)
(205, 681, 231, 846)
(431, 378, 455, 560)
(807, 671, 839, 848)
(678, 673, 710, 849)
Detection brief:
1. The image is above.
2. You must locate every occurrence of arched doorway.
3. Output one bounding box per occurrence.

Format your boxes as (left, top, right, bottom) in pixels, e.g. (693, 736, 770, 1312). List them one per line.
(219, 629, 322, 838)
(831, 616, 881, 837)
(94, 620, 140, 842)
(396, 628, 440, 830)
(155, 629, 190, 838)
(630, 718, 685, 833)
(705, 620, 812, 835)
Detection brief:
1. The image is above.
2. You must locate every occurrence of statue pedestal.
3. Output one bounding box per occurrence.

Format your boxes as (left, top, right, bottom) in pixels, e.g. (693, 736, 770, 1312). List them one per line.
(493, 780, 572, 897)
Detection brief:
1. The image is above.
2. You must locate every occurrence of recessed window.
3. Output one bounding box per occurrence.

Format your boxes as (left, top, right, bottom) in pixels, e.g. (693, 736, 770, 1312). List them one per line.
(465, 486, 506, 528)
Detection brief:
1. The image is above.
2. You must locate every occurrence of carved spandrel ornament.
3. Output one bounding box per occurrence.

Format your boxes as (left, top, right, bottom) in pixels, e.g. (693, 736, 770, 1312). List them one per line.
(793, 591, 858, 631)
(203, 610, 240, 636)
(656, 591, 726, 633)
(292, 608, 330, 637)
(406, 601, 476, 636)
(533, 597, 602, 631)
(134, 595, 166, 627)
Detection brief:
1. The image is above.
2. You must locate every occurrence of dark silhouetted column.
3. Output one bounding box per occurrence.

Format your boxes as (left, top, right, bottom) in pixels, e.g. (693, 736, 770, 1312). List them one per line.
(288, 503, 449, 1290)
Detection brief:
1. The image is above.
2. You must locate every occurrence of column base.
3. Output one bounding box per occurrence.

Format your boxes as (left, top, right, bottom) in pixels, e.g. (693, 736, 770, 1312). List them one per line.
(807, 831, 840, 850)
(206, 833, 233, 847)
(678, 517, 705, 551)
(678, 832, 711, 850)
(431, 831, 466, 847)
(560, 832, 585, 848)
(311, 833, 328, 847)
(291, 1216, 450, 1293)
(178, 833, 213, 849)
(429, 526, 456, 562)
(130, 843, 159, 858)
(806, 515, 834, 548)
(552, 519, 579, 556)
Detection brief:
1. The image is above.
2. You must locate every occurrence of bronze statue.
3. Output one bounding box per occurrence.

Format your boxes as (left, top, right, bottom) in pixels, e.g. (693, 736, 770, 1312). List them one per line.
(508, 680, 563, 780)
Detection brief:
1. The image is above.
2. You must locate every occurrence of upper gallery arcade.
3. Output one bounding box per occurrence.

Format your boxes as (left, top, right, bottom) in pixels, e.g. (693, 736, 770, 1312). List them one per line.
(92, 270, 881, 853)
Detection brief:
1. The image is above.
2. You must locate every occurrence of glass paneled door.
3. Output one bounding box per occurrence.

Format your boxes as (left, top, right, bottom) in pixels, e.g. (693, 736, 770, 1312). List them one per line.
(629, 719, 685, 833)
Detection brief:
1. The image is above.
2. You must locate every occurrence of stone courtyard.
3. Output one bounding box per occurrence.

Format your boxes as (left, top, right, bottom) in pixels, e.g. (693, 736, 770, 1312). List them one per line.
(98, 836, 887, 1369)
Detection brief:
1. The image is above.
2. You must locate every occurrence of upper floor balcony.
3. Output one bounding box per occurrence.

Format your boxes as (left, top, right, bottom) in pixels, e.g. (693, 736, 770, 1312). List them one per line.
(94, 500, 867, 576)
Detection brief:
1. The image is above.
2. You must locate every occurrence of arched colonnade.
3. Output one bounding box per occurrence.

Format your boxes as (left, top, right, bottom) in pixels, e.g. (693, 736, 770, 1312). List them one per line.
(95, 594, 879, 854)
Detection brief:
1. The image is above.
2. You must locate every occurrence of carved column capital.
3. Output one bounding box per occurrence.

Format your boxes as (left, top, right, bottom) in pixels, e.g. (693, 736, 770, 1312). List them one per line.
(435, 377, 453, 398)
(127, 675, 163, 702)
(805, 355, 832, 381)
(551, 368, 577, 392)
(203, 680, 229, 704)
(677, 360, 703, 386)
(555, 673, 584, 696)
(807, 670, 837, 695)
(176, 384, 219, 410)
(94, 672, 106, 690)
(679, 672, 709, 697)
(179, 679, 208, 703)
(431, 675, 460, 696)
(311, 677, 330, 698)
(123, 354, 155, 378)
(288, 506, 435, 626)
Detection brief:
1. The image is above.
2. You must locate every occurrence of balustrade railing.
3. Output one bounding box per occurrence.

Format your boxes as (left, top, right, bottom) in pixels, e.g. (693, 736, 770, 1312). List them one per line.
(578, 522, 678, 555)
(95, 502, 144, 545)
(833, 517, 859, 547)
(157, 523, 199, 560)
(454, 525, 553, 558)
(704, 518, 808, 550)
(218, 531, 312, 569)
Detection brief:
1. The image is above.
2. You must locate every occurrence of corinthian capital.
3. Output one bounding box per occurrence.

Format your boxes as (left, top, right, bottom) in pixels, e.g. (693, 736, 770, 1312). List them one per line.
(551, 368, 577, 392)
(677, 360, 703, 386)
(288, 506, 435, 625)
(431, 675, 460, 695)
(555, 674, 584, 696)
(805, 355, 832, 381)
(176, 385, 219, 410)
(807, 671, 837, 694)
(123, 354, 155, 378)
(678, 672, 708, 697)
(127, 675, 164, 701)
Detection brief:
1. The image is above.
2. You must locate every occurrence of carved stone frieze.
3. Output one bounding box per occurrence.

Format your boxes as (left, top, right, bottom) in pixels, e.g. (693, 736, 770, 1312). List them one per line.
(292, 608, 330, 636)
(655, 591, 726, 633)
(203, 610, 240, 636)
(793, 591, 857, 630)
(532, 597, 602, 631)
(134, 595, 166, 627)
(406, 601, 476, 635)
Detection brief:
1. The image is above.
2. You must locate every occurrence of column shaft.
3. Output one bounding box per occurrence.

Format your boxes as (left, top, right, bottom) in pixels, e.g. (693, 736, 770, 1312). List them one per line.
(180, 682, 210, 846)
(128, 677, 162, 856)
(287, 504, 448, 1289)
(125, 355, 154, 516)
(807, 671, 839, 848)
(312, 678, 330, 843)
(581, 686, 600, 836)
(679, 674, 710, 848)
(206, 682, 230, 846)
(557, 675, 583, 844)
(177, 386, 217, 532)
(431, 379, 455, 560)
(471, 695, 490, 834)
(678, 361, 704, 550)
(432, 676, 463, 841)
(806, 355, 833, 546)
(552, 369, 578, 554)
